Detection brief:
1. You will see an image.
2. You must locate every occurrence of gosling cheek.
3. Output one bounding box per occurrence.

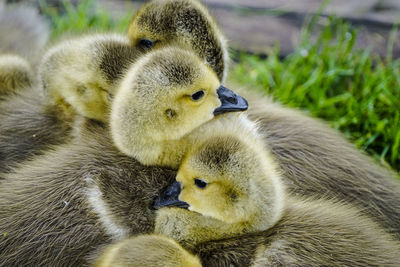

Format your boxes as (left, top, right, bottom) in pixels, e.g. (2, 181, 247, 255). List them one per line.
(187, 204, 202, 213)
(178, 191, 189, 203)
(179, 194, 194, 211)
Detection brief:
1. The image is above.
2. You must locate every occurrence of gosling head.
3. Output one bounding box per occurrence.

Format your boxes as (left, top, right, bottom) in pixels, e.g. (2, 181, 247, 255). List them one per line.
(128, 0, 228, 82)
(0, 54, 33, 94)
(155, 132, 285, 237)
(110, 46, 247, 166)
(94, 234, 201, 267)
(39, 34, 142, 121)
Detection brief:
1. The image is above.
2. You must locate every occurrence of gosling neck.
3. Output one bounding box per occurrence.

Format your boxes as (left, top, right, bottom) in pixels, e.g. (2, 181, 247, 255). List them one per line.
(247, 169, 286, 232)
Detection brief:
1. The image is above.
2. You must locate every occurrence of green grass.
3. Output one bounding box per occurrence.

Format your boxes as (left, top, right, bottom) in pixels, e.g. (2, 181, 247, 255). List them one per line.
(230, 19, 400, 172)
(39, 0, 132, 39)
(41, 0, 400, 172)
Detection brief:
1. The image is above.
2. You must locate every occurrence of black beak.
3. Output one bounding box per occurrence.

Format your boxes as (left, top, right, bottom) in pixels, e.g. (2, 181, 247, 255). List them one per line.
(214, 86, 248, 115)
(153, 181, 190, 209)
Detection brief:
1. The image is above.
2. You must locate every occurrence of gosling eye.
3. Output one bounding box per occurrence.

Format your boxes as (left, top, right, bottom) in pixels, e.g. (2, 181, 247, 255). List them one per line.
(191, 90, 205, 101)
(194, 178, 208, 189)
(138, 39, 154, 50)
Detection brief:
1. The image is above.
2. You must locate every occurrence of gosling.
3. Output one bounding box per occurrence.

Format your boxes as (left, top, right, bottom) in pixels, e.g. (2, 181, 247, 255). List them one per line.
(40, 33, 143, 122)
(154, 126, 400, 266)
(110, 46, 247, 168)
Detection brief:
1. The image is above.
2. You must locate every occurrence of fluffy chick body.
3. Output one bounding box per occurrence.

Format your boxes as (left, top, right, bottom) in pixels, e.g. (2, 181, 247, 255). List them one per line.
(0, 119, 176, 266)
(0, 88, 73, 173)
(193, 197, 400, 266)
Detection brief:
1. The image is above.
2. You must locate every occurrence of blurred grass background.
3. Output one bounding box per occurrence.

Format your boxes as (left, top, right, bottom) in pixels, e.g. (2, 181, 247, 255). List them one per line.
(40, 0, 400, 173)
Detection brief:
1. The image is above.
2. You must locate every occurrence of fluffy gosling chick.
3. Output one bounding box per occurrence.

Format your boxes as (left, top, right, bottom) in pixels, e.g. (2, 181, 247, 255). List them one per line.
(0, 54, 33, 95)
(128, 0, 228, 82)
(154, 122, 284, 245)
(110, 46, 247, 168)
(39, 33, 143, 122)
(154, 132, 400, 266)
(93, 235, 201, 267)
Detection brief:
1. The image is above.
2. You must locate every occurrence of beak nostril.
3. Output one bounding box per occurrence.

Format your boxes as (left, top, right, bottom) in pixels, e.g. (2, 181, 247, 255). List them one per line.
(165, 181, 181, 197)
(165, 188, 173, 197)
(227, 96, 237, 104)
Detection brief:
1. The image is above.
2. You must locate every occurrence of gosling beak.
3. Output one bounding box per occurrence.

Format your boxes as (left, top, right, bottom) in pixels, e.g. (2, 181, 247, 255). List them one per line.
(214, 86, 248, 115)
(153, 181, 190, 209)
